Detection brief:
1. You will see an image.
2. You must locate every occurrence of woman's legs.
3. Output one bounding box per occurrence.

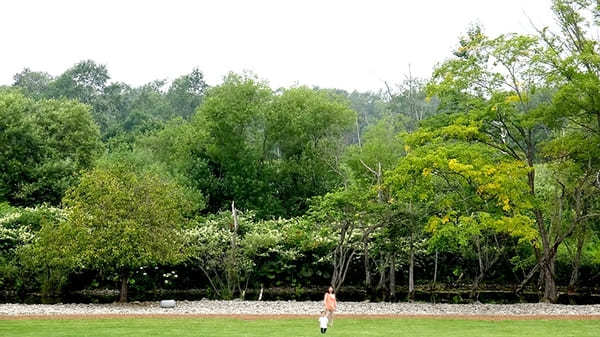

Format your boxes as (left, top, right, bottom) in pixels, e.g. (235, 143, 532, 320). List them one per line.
(326, 310, 334, 326)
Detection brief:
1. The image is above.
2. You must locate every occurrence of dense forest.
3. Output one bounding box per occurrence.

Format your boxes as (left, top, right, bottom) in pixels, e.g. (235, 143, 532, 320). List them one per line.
(1, 0, 599, 304)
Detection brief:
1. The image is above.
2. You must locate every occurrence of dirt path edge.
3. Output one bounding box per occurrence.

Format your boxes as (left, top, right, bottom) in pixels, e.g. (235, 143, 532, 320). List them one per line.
(2, 314, 600, 321)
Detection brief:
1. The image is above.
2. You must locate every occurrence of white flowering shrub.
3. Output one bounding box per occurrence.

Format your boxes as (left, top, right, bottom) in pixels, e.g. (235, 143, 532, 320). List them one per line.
(0, 224, 34, 253)
(0, 204, 69, 295)
(181, 211, 335, 298)
(1, 204, 67, 257)
(0, 204, 66, 231)
(0, 204, 66, 254)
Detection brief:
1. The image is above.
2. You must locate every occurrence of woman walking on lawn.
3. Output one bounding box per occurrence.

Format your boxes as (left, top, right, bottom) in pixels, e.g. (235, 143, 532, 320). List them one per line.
(323, 286, 337, 326)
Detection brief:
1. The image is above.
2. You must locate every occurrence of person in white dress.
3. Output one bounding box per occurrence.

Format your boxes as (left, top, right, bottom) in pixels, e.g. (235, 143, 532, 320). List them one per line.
(319, 310, 329, 334)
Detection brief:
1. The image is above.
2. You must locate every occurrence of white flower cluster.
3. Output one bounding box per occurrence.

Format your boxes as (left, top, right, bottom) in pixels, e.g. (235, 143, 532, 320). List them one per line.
(0, 205, 67, 226)
(0, 212, 22, 225)
(184, 224, 232, 245)
(134, 266, 179, 284)
(0, 224, 34, 248)
(162, 271, 178, 284)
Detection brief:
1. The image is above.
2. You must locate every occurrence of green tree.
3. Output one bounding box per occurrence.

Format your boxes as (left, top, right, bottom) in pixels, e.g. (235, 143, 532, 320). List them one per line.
(308, 187, 366, 292)
(341, 117, 405, 295)
(61, 164, 191, 302)
(12, 68, 52, 99)
(388, 137, 537, 298)
(167, 68, 208, 119)
(425, 26, 577, 302)
(538, 0, 600, 135)
(191, 73, 273, 215)
(131, 119, 207, 215)
(0, 90, 102, 206)
(47, 60, 109, 105)
(190, 74, 355, 218)
(535, 1, 600, 293)
(385, 70, 438, 132)
(268, 86, 355, 215)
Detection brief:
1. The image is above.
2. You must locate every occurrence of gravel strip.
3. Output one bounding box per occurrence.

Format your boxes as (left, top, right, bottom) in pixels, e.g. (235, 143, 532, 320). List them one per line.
(1, 301, 600, 317)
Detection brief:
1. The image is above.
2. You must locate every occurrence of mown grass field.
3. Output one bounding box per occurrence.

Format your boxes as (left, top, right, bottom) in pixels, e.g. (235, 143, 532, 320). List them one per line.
(1, 317, 599, 337)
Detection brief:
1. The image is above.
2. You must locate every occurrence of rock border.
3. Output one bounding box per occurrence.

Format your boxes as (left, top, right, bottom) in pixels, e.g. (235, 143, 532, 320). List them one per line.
(3, 301, 600, 319)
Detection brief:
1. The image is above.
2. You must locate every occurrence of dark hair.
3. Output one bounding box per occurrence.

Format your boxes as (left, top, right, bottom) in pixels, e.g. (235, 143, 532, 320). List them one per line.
(328, 286, 335, 294)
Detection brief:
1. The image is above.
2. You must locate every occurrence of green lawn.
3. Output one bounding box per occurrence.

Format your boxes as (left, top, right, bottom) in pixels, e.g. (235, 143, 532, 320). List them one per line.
(1, 317, 599, 337)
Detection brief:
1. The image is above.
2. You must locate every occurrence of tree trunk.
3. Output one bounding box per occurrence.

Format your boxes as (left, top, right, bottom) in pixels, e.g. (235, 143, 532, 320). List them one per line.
(528, 165, 559, 303)
(516, 263, 539, 294)
(568, 234, 585, 294)
(377, 162, 382, 202)
(389, 254, 396, 300)
(433, 250, 438, 286)
(377, 255, 386, 290)
(408, 234, 415, 301)
(541, 254, 558, 303)
(471, 236, 484, 300)
(364, 244, 371, 289)
(229, 201, 240, 298)
(471, 272, 484, 301)
(532, 182, 560, 304)
(330, 222, 356, 292)
(568, 186, 589, 296)
(356, 116, 362, 148)
(119, 274, 129, 303)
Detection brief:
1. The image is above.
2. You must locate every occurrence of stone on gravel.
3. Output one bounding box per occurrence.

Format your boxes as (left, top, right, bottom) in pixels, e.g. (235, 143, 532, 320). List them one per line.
(159, 300, 176, 308)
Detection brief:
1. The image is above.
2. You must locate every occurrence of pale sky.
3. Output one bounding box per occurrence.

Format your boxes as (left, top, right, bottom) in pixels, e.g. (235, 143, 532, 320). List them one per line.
(1, 0, 556, 92)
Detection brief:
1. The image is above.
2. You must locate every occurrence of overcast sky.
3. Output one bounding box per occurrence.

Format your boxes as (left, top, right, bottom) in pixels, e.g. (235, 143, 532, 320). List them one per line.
(1, 0, 556, 92)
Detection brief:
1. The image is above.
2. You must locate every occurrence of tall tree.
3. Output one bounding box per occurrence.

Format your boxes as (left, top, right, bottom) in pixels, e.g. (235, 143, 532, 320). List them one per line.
(167, 68, 208, 119)
(189, 74, 355, 217)
(0, 90, 102, 206)
(61, 163, 191, 302)
(269, 87, 355, 215)
(12, 68, 52, 99)
(426, 26, 573, 302)
(533, 0, 600, 297)
(47, 60, 109, 104)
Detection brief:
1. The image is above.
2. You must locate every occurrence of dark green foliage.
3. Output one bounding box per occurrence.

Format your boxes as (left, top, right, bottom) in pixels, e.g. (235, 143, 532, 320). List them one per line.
(0, 90, 102, 206)
(141, 74, 356, 218)
(13, 61, 208, 141)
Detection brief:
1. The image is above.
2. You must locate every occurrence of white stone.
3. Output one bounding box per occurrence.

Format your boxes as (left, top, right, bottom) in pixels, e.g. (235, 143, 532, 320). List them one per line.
(159, 300, 176, 308)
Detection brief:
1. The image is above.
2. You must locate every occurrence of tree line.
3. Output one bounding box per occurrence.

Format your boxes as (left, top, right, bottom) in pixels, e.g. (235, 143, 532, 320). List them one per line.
(1, 0, 599, 304)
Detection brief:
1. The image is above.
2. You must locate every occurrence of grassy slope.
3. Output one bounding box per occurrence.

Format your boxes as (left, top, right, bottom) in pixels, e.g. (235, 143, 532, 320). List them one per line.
(1, 317, 599, 337)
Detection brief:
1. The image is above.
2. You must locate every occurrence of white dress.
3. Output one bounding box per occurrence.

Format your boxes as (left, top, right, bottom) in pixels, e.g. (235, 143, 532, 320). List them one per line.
(319, 316, 329, 329)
